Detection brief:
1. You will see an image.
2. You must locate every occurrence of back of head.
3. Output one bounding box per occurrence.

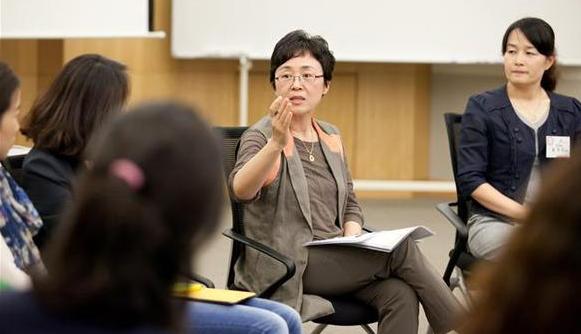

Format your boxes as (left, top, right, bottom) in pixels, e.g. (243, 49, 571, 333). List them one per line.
(22, 54, 129, 158)
(0, 61, 20, 118)
(461, 149, 581, 333)
(34, 102, 223, 330)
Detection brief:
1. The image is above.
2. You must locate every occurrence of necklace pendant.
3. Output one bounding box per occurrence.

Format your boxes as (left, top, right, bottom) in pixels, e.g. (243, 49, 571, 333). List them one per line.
(309, 154, 315, 162)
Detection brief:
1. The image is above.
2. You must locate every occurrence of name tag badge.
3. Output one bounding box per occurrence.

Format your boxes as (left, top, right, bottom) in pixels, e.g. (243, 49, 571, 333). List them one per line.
(546, 136, 570, 158)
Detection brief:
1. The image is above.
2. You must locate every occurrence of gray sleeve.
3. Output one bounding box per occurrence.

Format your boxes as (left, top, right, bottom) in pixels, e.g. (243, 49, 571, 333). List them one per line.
(343, 153, 364, 226)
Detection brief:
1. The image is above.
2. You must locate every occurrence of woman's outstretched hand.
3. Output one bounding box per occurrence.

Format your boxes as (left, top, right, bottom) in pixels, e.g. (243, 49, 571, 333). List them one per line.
(269, 96, 293, 150)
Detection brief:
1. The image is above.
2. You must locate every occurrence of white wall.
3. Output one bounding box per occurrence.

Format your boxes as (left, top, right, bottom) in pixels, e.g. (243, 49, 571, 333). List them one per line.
(0, 0, 152, 38)
(172, 0, 581, 64)
(429, 64, 581, 180)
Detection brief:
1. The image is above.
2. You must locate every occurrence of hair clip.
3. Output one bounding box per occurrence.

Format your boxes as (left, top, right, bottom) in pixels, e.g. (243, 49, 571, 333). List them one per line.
(109, 159, 144, 191)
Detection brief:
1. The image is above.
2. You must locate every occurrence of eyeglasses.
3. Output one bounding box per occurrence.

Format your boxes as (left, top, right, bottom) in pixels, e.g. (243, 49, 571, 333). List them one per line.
(275, 73, 324, 85)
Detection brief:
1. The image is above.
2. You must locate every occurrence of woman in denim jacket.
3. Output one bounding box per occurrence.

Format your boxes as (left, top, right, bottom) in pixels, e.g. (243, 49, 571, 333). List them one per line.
(457, 17, 581, 260)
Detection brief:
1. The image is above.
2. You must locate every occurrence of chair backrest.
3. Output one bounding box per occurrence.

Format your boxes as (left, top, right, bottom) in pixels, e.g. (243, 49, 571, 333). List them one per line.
(443, 113, 469, 223)
(215, 126, 248, 289)
(1, 154, 26, 186)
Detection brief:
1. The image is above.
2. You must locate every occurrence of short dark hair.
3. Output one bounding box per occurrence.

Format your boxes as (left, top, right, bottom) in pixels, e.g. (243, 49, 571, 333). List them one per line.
(0, 61, 20, 118)
(33, 102, 224, 330)
(502, 17, 558, 92)
(269, 30, 336, 89)
(22, 54, 129, 158)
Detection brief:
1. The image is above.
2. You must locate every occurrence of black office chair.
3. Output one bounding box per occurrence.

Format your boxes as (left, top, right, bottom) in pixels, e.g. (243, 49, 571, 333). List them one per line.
(436, 113, 479, 304)
(217, 126, 378, 334)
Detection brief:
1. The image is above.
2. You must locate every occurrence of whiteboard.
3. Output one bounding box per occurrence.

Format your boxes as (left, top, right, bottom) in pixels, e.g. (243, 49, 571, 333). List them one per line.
(172, 0, 581, 65)
(0, 0, 157, 38)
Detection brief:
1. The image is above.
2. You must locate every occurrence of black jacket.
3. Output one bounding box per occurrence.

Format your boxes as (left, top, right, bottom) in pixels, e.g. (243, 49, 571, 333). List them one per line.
(457, 85, 581, 215)
(22, 148, 80, 249)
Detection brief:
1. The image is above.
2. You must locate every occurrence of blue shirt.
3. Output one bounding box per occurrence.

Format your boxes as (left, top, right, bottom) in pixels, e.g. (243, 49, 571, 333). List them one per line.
(457, 85, 581, 215)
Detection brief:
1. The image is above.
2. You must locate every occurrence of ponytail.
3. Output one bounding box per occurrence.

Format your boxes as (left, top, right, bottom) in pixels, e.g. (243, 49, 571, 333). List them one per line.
(35, 170, 180, 329)
(541, 63, 558, 92)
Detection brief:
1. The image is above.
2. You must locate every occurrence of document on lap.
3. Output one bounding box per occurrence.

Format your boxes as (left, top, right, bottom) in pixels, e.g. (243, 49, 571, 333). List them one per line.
(304, 226, 434, 253)
(173, 283, 256, 304)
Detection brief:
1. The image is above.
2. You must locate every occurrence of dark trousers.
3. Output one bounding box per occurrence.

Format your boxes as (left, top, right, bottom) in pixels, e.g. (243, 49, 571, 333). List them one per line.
(303, 238, 461, 334)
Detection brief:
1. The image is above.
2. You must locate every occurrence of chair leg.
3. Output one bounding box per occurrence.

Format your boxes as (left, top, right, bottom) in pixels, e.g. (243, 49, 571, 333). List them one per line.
(310, 324, 328, 334)
(311, 323, 376, 334)
(449, 275, 460, 291)
(456, 267, 473, 307)
(361, 324, 375, 334)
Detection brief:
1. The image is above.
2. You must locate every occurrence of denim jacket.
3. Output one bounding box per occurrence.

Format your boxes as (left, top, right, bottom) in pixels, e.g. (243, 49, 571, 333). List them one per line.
(457, 85, 581, 215)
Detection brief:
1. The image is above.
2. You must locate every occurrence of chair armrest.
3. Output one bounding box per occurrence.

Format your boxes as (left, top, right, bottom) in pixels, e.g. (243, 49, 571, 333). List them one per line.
(222, 228, 296, 299)
(436, 202, 468, 239)
(187, 272, 215, 288)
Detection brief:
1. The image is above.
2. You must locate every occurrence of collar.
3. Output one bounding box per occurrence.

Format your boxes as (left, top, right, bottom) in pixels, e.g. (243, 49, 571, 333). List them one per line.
(482, 85, 576, 115)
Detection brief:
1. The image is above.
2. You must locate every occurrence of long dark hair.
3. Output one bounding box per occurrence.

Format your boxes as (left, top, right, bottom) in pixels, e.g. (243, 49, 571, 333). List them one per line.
(33, 102, 224, 330)
(0, 61, 20, 118)
(461, 148, 581, 333)
(21, 54, 129, 158)
(502, 17, 558, 91)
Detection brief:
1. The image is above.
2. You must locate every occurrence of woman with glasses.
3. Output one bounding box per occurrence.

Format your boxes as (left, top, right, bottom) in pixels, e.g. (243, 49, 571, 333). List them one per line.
(0, 102, 302, 334)
(229, 30, 461, 334)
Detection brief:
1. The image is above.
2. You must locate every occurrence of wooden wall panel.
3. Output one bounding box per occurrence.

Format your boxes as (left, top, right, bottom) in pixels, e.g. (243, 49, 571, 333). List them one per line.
(61, 0, 240, 126)
(315, 73, 357, 170)
(412, 65, 430, 180)
(1, 40, 63, 145)
(127, 70, 239, 126)
(355, 65, 420, 179)
(1, 40, 38, 146)
(248, 62, 274, 125)
(36, 40, 64, 98)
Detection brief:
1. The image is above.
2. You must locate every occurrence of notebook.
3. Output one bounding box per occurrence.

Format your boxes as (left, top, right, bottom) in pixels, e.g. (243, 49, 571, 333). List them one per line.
(304, 225, 434, 253)
(173, 283, 256, 305)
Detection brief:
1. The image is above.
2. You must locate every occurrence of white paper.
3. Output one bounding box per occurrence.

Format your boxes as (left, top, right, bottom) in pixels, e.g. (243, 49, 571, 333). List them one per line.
(305, 226, 434, 253)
